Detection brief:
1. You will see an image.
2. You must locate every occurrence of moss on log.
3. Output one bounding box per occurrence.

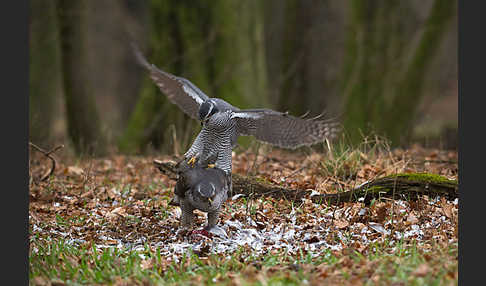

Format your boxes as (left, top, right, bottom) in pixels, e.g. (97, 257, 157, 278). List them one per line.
(311, 173, 457, 205)
(154, 160, 458, 205)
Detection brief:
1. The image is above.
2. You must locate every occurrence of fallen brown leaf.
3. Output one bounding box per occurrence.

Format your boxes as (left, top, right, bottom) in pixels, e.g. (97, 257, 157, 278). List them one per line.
(412, 263, 430, 277)
(440, 198, 454, 219)
(32, 276, 49, 286)
(334, 219, 349, 229)
(407, 213, 419, 224)
(67, 166, 84, 176)
(140, 258, 154, 270)
(105, 207, 127, 220)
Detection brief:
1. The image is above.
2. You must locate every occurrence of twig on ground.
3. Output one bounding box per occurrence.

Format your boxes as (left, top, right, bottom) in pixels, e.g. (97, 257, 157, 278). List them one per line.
(246, 141, 262, 176)
(153, 159, 179, 181)
(82, 160, 94, 190)
(282, 166, 306, 181)
(29, 142, 64, 182)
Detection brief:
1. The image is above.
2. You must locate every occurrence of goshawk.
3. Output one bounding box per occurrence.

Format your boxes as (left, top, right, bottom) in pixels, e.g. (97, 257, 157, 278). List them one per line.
(133, 45, 340, 174)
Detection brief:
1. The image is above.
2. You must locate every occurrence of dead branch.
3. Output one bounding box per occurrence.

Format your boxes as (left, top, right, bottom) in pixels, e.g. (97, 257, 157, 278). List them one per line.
(153, 159, 179, 181)
(29, 142, 64, 181)
(154, 159, 458, 205)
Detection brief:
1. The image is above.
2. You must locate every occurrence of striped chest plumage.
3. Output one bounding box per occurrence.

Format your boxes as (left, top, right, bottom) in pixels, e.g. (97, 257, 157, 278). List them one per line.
(197, 111, 236, 173)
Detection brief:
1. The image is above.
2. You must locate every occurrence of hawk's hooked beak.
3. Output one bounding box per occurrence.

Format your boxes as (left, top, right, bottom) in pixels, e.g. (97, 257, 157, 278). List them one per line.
(208, 197, 213, 204)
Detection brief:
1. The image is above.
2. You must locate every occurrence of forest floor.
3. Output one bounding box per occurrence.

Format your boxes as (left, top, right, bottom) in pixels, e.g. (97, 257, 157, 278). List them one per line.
(29, 137, 458, 285)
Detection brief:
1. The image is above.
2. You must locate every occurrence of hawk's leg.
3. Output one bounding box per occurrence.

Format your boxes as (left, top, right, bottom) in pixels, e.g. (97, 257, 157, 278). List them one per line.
(183, 130, 205, 167)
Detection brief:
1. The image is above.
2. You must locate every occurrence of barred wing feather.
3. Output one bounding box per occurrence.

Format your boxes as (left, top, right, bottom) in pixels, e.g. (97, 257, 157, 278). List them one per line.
(232, 109, 340, 149)
(132, 44, 208, 120)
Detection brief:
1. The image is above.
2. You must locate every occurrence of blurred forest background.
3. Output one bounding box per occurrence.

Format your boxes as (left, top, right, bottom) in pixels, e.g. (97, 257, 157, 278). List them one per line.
(29, 0, 457, 157)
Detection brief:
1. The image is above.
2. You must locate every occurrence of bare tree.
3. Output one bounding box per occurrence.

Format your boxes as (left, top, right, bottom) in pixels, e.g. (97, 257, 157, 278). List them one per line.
(29, 0, 60, 144)
(56, 0, 106, 155)
(342, 0, 456, 145)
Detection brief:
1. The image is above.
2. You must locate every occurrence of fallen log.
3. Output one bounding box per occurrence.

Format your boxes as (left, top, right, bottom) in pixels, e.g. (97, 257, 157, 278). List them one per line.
(310, 173, 458, 205)
(153, 160, 458, 205)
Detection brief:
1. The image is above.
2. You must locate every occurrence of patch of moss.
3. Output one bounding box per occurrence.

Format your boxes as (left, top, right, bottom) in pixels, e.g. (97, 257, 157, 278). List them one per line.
(385, 173, 457, 185)
(366, 185, 388, 192)
(254, 176, 273, 185)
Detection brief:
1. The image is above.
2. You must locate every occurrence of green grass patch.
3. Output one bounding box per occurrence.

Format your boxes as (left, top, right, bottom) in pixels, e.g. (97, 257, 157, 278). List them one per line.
(320, 134, 393, 180)
(30, 237, 457, 285)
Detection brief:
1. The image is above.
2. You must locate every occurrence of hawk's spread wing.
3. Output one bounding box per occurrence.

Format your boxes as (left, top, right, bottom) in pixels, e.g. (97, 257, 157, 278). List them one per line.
(132, 44, 209, 120)
(232, 109, 340, 149)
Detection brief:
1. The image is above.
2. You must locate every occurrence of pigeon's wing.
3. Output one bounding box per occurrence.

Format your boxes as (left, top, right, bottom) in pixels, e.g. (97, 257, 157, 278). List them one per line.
(232, 109, 340, 149)
(206, 168, 228, 190)
(132, 43, 209, 120)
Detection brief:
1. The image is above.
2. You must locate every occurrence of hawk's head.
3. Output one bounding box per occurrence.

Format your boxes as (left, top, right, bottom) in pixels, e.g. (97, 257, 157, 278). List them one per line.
(198, 100, 219, 124)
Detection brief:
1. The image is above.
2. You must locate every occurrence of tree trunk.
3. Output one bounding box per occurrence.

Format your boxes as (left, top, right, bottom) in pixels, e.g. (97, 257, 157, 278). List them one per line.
(385, 0, 457, 143)
(29, 0, 60, 145)
(119, 0, 268, 154)
(263, 0, 347, 118)
(56, 0, 106, 155)
(342, 0, 456, 145)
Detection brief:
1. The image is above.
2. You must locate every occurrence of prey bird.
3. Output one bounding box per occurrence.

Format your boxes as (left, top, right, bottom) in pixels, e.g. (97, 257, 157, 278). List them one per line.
(174, 160, 230, 230)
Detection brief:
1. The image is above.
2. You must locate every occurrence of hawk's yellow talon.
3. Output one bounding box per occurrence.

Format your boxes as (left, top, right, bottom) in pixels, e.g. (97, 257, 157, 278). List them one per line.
(207, 163, 215, 168)
(187, 156, 197, 167)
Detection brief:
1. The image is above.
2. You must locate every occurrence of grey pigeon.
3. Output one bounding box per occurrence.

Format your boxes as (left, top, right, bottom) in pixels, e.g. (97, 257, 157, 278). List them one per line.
(173, 160, 229, 230)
